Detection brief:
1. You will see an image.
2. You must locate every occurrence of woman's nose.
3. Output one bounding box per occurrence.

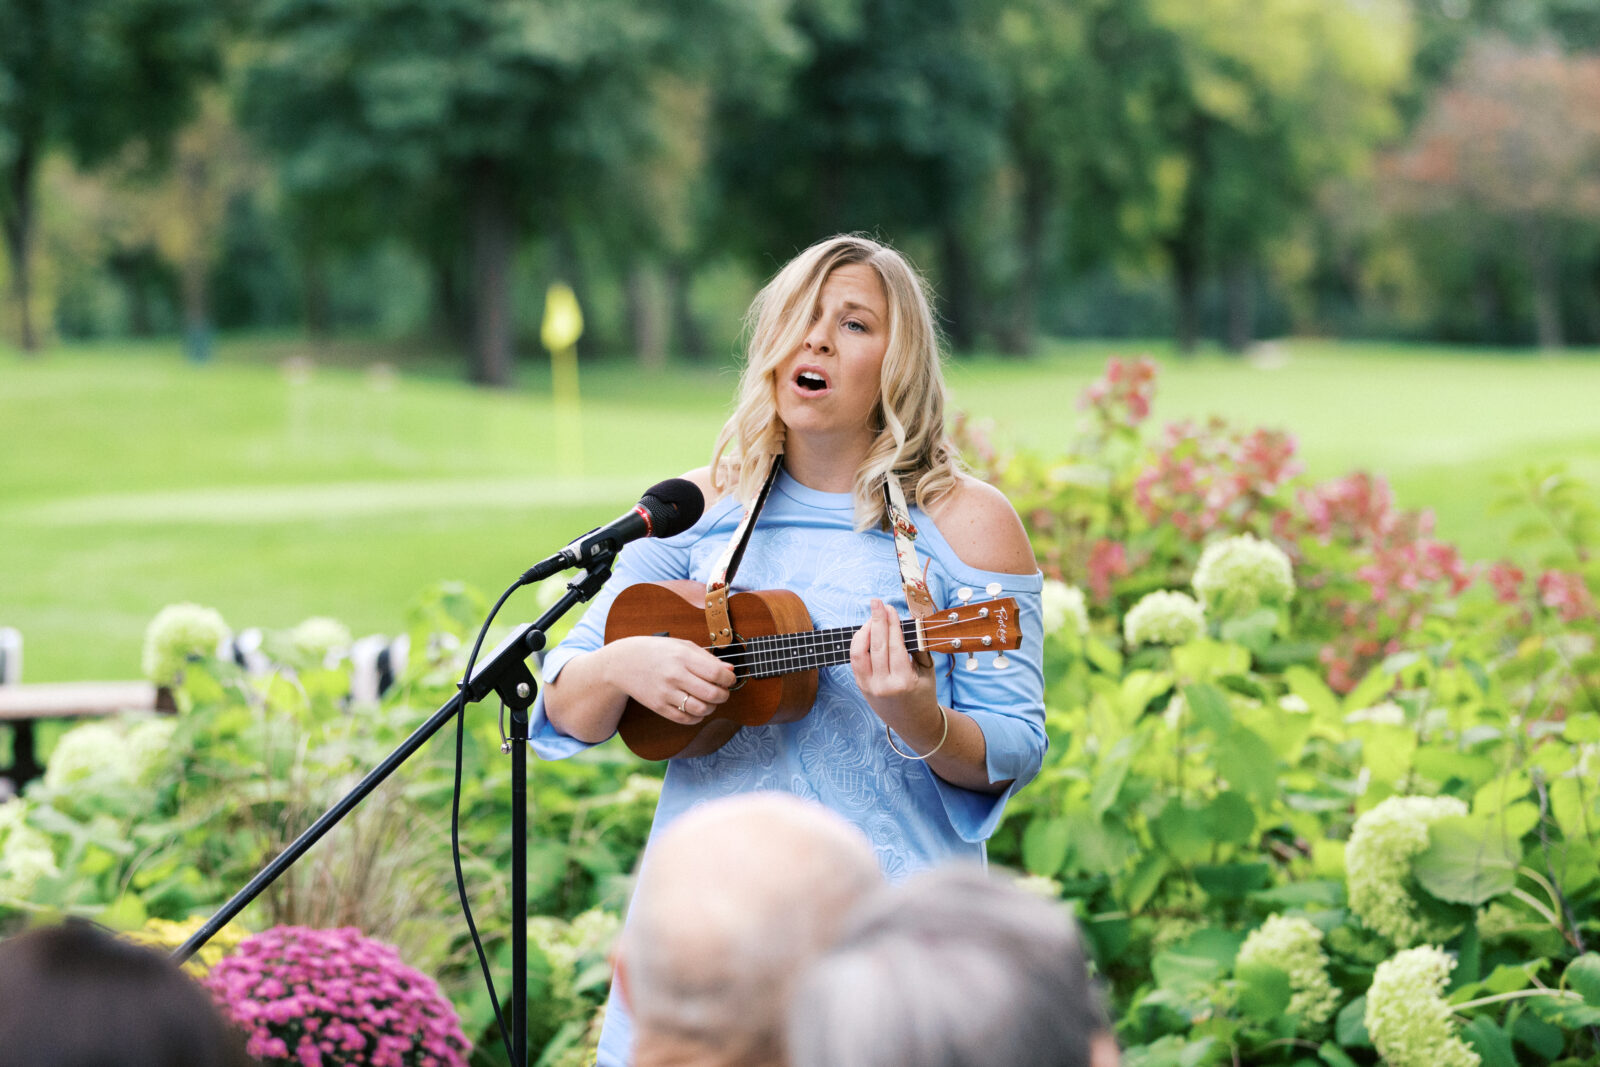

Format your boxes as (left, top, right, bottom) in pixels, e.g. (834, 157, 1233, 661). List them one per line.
(803, 323, 831, 354)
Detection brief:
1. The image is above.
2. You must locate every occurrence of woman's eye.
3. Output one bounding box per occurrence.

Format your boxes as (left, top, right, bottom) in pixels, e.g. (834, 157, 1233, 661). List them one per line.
(844, 319, 866, 333)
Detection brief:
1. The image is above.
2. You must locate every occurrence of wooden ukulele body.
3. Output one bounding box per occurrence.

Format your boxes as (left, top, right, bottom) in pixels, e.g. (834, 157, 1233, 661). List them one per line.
(608, 580, 818, 761)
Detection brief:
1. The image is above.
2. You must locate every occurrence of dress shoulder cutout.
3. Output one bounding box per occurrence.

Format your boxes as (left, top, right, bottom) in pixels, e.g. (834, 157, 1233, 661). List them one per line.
(925, 475, 1038, 576)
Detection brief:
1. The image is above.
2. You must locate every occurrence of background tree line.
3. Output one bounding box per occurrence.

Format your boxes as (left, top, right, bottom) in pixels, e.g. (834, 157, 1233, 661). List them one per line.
(4, 0, 1600, 384)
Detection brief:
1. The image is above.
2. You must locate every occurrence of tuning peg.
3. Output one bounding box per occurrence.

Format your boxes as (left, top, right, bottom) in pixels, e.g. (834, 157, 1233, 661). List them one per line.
(992, 653, 1010, 670)
(985, 582, 1002, 597)
(965, 653, 979, 671)
(956, 586, 973, 603)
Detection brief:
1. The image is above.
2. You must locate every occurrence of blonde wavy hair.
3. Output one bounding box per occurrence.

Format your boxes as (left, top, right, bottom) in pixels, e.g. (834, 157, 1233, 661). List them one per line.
(711, 234, 961, 529)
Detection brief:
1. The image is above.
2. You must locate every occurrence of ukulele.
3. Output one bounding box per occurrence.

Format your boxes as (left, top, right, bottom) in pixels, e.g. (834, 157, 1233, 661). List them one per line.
(605, 579, 1022, 760)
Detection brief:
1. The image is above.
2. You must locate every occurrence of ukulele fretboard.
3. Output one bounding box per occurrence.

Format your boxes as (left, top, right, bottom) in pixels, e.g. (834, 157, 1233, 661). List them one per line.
(720, 619, 921, 680)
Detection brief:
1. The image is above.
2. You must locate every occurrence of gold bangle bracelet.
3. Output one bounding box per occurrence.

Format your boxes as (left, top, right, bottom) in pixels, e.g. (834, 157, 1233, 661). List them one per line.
(885, 704, 950, 761)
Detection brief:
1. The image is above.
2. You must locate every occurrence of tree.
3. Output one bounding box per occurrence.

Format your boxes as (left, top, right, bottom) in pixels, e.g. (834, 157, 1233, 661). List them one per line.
(241, 0, 800, 385)
(713, 0, 1006, 350)
(0, 0, 222, 351)
(1136, 0, 1414, 352)
(1381, 37, 1600, 348)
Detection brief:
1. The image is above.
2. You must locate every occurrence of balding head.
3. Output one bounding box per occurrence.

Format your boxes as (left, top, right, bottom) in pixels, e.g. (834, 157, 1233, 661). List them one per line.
(617, 792, 882, 1064)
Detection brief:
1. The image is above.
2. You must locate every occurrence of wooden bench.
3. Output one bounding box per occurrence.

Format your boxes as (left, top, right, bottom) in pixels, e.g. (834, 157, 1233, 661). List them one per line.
(0, 682, 176, 791)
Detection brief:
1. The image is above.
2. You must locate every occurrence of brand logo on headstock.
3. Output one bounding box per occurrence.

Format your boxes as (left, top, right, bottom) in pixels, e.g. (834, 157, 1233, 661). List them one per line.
(995, 606, 1010, 645)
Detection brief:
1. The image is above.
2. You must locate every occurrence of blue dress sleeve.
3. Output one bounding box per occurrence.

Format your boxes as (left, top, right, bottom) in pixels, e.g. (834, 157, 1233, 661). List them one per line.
(928, 569, 1048, 843)
(526, 530, 697, 760)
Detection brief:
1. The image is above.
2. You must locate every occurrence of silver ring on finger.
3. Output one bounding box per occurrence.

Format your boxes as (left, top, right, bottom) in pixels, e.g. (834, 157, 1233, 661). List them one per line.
(677, 695, 689, 715)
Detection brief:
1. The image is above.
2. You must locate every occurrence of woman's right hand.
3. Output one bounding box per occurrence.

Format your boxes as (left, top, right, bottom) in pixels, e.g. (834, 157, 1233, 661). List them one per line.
(600, 635, 736, 725)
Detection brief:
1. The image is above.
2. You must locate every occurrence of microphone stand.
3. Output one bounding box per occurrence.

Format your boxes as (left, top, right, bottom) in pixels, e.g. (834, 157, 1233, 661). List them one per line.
(172, 559, 617, 1067)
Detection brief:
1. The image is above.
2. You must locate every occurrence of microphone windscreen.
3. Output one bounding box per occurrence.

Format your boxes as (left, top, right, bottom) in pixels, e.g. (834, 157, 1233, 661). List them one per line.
(640, 478, 705, 538)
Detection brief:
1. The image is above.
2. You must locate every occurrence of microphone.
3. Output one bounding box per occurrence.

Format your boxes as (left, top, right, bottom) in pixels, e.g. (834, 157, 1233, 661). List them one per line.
(521, 478, 705, 584)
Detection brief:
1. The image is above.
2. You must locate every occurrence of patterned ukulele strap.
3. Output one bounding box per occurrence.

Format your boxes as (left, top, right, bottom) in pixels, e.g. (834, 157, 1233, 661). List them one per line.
(883, 473, 936, 646)
(703, 454, 785, 647)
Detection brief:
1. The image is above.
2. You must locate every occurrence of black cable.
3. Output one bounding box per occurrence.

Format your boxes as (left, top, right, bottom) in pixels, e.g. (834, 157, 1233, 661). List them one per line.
(453, 576, 525, 1066)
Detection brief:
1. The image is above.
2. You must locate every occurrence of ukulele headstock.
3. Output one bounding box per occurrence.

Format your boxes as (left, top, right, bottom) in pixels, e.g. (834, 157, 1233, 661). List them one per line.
(920, 584, 1022, 670)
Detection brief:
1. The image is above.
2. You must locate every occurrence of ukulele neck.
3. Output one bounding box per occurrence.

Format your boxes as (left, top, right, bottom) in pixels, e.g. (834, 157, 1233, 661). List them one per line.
(725, 618, 921, 680)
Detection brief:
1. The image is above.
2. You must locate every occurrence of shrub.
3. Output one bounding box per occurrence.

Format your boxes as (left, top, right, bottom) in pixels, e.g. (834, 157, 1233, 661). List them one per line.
(205, 925, 471, 1067)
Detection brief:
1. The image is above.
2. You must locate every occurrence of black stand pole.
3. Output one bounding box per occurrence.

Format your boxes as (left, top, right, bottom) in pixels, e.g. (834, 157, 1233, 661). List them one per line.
(173, 562, 615, 1067)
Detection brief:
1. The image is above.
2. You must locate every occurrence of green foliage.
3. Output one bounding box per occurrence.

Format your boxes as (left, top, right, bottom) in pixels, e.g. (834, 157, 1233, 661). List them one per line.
(0, 583, 660, 1065)
(970, 361, 1600, 1064)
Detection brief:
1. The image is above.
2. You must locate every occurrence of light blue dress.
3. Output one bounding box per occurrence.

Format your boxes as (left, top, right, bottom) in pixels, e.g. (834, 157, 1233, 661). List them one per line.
(527, 471, 1047, 1065)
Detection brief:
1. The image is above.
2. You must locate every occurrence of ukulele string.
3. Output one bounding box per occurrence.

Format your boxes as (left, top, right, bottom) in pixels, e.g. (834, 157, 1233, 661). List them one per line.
(699, 612, 1008, 672)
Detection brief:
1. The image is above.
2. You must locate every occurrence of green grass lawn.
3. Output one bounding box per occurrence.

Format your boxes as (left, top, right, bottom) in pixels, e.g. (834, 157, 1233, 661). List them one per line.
(4, 335, 1598, 681)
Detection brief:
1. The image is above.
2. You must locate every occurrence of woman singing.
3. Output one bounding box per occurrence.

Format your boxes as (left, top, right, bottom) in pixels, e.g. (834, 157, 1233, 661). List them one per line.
(529, 234, 1047, 1064)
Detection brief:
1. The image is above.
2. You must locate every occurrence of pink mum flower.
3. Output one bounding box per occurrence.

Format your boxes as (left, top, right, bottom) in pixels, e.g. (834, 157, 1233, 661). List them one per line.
(204, 927, 469, 1067)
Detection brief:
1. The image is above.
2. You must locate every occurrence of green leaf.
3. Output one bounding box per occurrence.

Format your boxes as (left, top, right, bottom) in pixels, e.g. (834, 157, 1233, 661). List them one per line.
(1566, 712, 1600, 743)
(1411, 747, 1494, 791)
(1284, 665, 1341, 720)
(1472, 772, 1533, 816)
(1335, 995, 1371, 1048)
(1153, 800, 1212, 864)
(1412, 815, 1519, 905)
(1511, 1013, 1564, 1060)
(1527, 992, 1600, 1028)
(1549, 777, 1594, 840)
(1085, 636, 1123, 675)
(1091, 738, 1134, 817)
(1022, 816, 1072, 877)
(1125, 850, 1170, 912)
(1557, 837, 1599, 894)
(1184, 683, 1234, 734)
(1236, 961, 1292, 1021)
(1461, 1017, 1516, 1067)
(1172, 639, 1251, 681)
(1316, 1041, 1359, 1067)
(1204, 791, 1256, 845)
(1218, 610, 1278, 654)
(1215, 727, 1278, 802)
(1193, 862, 1271, 901)
(1567, 953, 1600, 1008)
(1153, 951, 1223, 993)
(1121, 670, 1176, 716)
(1341, 665, 1395, 712)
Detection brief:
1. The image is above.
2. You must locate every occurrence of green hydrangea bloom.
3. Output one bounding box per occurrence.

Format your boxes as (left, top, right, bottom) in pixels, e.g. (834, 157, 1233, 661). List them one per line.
(1123, 590, 1206, 646)
(1041, 579, 1090, 638)
(0, 802, 59, 901)
(1347, 794, 1468, 945)
(42, 716, 177, 792)
(1193, 534, 1295, 618)
(1365, 946, 1480, 1067)
(142, 602, 228, 684)
(1236, 915, 1340, 1032)
(290, 616, 352, 664)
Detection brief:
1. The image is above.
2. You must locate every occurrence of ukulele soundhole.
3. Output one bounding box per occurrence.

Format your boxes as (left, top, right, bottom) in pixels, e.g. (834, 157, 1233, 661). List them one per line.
(711, 637, 750, 690)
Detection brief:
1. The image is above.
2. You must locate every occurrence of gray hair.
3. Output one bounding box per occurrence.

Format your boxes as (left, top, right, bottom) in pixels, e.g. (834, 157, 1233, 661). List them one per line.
(618, 793, 883, 1060)
(785, 865, 1109, 1067)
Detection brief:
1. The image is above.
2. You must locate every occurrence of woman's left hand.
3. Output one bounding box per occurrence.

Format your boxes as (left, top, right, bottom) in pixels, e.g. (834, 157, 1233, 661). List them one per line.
(850, 598, 939, 728)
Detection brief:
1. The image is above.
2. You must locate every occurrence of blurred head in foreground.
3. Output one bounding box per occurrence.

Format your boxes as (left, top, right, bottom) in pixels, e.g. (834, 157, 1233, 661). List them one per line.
(0, 919, 254, 1067)
(614, 792, 883, 1067)
(785, 865, 1119, 1067)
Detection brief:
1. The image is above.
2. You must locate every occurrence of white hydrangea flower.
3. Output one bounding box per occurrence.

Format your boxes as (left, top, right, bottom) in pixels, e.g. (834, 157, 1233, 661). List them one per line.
(1123, 591, 1206, 646)
(1193, 534, 1295, 617)
(142, 602, 228, 684)
(1347, 795, 1469, 946)
(0, 802, 59, 900)
(290, 616, 352, 665)
(1041, 580, 1090, 638)
(1365, 946, 1480, 1067)
(1236, 915, 1340, 1032)
(42, 722, 126, 789)
(42, 716, 176, 792)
